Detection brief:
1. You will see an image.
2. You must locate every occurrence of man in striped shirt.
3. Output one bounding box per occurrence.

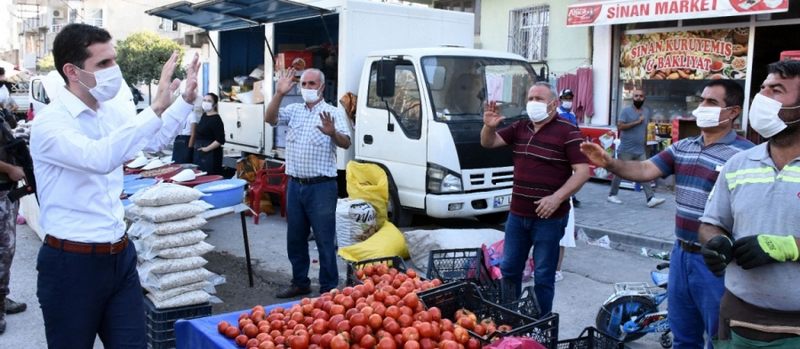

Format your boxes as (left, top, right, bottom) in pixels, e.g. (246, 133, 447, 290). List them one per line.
(581, 80, 753, 348)
(481, 82, 591, 315)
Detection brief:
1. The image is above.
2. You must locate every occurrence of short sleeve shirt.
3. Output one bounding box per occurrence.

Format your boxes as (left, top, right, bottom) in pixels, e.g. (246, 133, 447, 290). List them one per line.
(700, 143, 800, 311)
(617, 105, 651, 155)
(496, 117, 588, 218)
(649, 131, 753, 242)
(279, 101, 351, 178)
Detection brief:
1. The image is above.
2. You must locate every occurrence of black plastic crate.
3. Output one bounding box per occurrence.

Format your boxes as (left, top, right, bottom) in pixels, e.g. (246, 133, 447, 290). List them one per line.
(147, 336, 176, 349)
(345, 256, 407, 286)
(148, 326, 176, 341)
(143, 296, 212, 323)
(557, 327, 624, 349)
(427, 248, 500, 299)
(503, 285, 542, 320)
(418, 281, 558, 348)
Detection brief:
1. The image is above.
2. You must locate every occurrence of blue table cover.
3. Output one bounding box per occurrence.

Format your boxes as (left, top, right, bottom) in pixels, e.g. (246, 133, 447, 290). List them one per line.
(176, 300, 299, 349)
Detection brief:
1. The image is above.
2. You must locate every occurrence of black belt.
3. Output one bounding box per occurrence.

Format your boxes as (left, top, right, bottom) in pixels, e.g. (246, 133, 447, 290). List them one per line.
(291, 176, 336, 185)
(0, 182, 15, 191)
(679, 240, 702, 254)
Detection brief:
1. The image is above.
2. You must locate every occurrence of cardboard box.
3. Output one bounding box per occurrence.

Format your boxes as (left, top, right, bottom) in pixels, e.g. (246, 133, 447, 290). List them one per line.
(253, 80, 265, 104)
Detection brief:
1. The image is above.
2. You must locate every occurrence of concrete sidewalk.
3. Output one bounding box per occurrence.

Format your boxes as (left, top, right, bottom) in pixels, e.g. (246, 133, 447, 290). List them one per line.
(573, 179, 677, 252)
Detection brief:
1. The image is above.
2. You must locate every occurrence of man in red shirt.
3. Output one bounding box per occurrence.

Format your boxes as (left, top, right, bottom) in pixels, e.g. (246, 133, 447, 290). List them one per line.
(481, 82, 591, 315)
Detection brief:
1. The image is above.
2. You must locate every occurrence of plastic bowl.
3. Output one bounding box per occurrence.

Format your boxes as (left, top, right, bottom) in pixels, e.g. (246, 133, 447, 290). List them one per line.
(194, 178, 247, 209)
(123, 174, 141, 183)
(123, 178, 158, 195)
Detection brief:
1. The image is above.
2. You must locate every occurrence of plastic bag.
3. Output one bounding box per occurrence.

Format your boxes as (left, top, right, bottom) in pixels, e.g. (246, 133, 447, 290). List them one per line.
(484, 336, 547, 349)
(125, 200, 212, 222)
(336, 198, 377, 248)
(134, 230, 208, 259)
(127, 216, 207, 238)
(346, 161, 388, 229)
(140, 267, 214, 291)
(338, 222, 408, 261)
(129, 183, 205, 207)
(146, 290, 210, 309)
(138, 256, 208, 276)
(483, 239, 534, 282)
(144, 280, 212, 302)
(150, 241, 215, 260)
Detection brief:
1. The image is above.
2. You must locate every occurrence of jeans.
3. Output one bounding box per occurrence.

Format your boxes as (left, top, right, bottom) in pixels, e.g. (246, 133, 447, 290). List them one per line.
(669, 243, 725, 349)
(500, 213, 567, 315)
(36, 242, 146, 349)
(609, 152, 655, 200)
(286, 178, 339, 292)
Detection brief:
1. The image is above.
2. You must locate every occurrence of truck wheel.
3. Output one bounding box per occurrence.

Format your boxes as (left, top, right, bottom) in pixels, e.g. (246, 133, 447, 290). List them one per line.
(476, 212, 508, 226)
(388, 187, 413, 227)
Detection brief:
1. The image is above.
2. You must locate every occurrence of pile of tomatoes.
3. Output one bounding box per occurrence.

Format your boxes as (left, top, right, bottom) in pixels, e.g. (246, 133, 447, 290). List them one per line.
(217, 263, 501, 349)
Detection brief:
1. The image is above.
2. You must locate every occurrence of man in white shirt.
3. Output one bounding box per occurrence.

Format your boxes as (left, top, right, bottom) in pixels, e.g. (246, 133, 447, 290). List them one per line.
(29, 23, 200, 349)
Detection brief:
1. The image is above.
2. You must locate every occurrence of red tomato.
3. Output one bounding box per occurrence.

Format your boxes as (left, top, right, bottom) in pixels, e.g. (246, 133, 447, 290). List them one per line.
(289, 334, 310, 349)
(403, 340, 421, 349)
(402, 327, 420, 342)
(350, 313, 367, 327)
(368, 314, 383, 330)
(330, 304, 345, 316)
(226, 326, 241, 339)
(219, 321, 231, 334)
(438, 339, 458, 349)
(350, 325, 368, 343)
(428, 306, 442, 321)
(330, 334, 349, 349)
(466, 339, 480, 349)
(259, 341, 276, 349)
(360, 334, 377, 349)
(320, 333, 334, 348)
(244, 324, 259, 338)
(247, 338, 260, 348)
(453, 327, 469, 345)
(415, 322, 434, 339)
(419, 338, 436, 349)
(397, 314, 413, 328)
(378, 337, 397, 349)
(235, 334, 249, 347)
(335, 319, 351, 333)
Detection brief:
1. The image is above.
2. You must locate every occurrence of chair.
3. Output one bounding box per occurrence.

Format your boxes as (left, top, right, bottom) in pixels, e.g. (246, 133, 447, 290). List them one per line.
(249, 164, 288, 224)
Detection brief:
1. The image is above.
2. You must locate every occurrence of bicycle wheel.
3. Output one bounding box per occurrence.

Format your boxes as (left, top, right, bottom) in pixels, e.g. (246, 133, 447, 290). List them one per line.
(595, 295, 658, 342)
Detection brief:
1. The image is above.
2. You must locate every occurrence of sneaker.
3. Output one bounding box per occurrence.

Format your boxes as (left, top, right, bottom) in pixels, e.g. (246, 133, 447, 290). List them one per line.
(4, 298, 26, 314)
(607, 196, 622, 204)
(555, 271, 564, 282)
(647, 197, 666, 208)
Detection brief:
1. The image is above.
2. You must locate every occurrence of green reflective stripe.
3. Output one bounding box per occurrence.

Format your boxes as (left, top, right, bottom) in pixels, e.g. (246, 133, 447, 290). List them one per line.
(783, 165, 800, 174)
(777, 174, 800, 183)
(725, 167, 774, 179)
(727, 177, 775, 190)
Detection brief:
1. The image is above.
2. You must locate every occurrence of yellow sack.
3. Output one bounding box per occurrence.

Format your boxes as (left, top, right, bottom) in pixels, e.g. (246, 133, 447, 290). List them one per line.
(346, 161, 388, 228)
(338, 222, 409, 262)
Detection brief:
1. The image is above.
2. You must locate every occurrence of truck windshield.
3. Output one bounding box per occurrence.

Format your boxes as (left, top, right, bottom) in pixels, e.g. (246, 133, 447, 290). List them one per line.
(421, 56, 536, 123)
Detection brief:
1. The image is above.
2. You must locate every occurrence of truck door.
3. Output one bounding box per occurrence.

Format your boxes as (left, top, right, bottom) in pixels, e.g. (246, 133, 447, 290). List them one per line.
(356, 58, 427, 210)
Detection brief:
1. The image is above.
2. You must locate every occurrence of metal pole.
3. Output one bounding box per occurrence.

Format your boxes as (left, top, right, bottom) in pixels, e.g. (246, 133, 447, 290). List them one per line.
(240, 211, 254, 287)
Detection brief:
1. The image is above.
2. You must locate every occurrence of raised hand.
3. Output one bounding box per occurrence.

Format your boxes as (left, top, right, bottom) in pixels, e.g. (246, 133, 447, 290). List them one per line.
(579, 142, 612, 168)
(317, 111, 336, 136)
(276, 68, 297, 96)
(181, 53, 201, 104)
(151, 51, 180, 116)
(483, 101, 504, 128)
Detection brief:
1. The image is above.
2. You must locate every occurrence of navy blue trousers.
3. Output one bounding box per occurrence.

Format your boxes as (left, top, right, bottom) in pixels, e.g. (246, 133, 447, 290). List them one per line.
(37, 241, 146, 349)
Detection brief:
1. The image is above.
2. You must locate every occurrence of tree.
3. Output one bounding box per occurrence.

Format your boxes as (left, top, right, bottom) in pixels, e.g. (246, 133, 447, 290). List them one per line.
(116, 31, 185, 103)
(37, 53, 55, 72)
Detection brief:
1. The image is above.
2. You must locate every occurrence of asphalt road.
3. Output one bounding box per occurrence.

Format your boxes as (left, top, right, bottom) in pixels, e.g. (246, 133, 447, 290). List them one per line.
(2, 211, 666, 348)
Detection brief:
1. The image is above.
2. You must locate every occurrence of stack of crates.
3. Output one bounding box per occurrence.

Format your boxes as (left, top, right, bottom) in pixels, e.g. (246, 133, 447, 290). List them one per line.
(144, 296, 212, 349)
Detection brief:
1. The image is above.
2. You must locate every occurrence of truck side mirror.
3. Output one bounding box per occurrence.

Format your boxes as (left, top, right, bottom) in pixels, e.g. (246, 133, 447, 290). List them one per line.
(376, 60, 396, 98)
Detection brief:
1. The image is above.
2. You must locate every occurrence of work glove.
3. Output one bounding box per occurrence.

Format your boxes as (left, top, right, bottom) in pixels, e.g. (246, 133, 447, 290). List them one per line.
(733, 234, 799, 270)
(701, 235, 733, 276)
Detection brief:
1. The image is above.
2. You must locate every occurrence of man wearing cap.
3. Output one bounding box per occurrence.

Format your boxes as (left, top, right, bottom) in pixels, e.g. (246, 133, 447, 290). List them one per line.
(557, 89, 578, 126)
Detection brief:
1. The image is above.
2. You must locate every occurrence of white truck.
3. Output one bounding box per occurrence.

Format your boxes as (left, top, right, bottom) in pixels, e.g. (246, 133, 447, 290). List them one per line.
(148, 0, 538, 225)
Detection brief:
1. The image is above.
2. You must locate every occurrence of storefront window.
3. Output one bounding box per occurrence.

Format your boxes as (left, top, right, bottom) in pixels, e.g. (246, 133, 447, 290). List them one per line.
(616, 28, 748, 138)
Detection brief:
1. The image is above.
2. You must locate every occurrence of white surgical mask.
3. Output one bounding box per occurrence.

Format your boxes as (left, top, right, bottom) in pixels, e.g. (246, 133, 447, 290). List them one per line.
(693, 106, 732, 128)
(201, 101, 213, 112)
(526, 101, 550, 122)
(561, 101, 573, 110)
(748, 93, 800, 138)
(77, 65, 123, 102)
(301, 88, 320, 103)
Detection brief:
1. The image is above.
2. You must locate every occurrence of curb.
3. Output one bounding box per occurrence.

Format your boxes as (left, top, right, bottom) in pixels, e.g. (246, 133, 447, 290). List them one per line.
(576, 223, 674, 253)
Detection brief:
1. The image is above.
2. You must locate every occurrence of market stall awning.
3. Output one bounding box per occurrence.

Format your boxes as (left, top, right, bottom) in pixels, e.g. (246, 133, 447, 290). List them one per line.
(146, 0, 330, 32)
(566, 0, 790, 27)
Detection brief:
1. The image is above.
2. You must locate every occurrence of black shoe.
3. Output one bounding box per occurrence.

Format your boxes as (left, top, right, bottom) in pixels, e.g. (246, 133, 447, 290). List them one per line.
(572, 196, 581, 208)
(275, 285, 312, 299)
(0, 317, 5, 335)
(4, 298, 26, 315)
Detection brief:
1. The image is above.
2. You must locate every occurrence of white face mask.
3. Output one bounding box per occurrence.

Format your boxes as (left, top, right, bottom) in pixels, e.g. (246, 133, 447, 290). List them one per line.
(693, 106, 732, 128)
(77, 65, 123, 102)
(201, 101, 213, 112)
(748, 93, 800, 138)
(526, 101, 550, 123)
(301, 88, 320, 103)
(561, 101, 573, 110)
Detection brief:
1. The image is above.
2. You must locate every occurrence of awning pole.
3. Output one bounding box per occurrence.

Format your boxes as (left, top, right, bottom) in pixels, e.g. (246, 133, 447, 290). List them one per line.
(318, 11, 334, 47)
(206, 31, 221, 60)
(263, 34, 275, 64)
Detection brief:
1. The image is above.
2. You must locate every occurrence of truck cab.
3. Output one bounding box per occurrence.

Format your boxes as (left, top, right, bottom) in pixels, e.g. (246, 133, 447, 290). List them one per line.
(355, 48, 536, 225)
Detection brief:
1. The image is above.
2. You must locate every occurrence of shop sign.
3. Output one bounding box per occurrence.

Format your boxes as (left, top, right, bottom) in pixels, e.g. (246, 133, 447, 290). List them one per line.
(567, 0, 788, 27)
(620, 28, 749, 81)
